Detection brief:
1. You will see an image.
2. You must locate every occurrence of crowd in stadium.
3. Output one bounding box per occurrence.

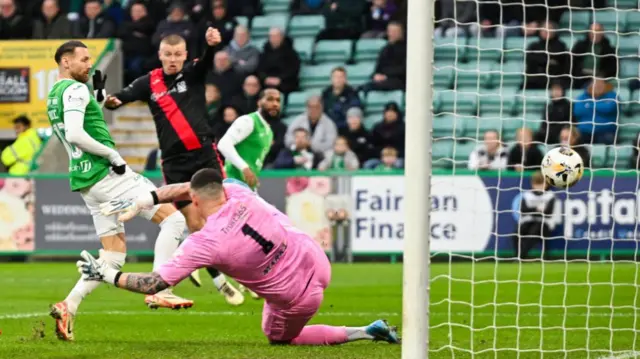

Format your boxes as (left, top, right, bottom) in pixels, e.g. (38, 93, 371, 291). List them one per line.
(1, 0, 638, 173)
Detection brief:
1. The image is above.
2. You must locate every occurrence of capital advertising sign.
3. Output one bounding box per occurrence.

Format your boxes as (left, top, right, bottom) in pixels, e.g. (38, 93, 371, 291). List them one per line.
(351, 174, 640, 254)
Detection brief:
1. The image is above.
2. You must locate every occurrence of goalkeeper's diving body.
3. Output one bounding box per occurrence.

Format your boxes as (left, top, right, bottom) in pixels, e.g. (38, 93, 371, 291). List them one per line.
(216, 88, 280, 299)
(85, 168, 400, 345)
(46, 41, 191, 341)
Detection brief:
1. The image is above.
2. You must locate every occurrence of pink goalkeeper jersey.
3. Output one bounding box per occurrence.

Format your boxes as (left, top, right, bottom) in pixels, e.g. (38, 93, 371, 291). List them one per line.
(158, 183, 326, 306)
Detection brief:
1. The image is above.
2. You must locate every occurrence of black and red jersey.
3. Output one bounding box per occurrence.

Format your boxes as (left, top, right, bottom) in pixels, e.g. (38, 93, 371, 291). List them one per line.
(110, 47, 216, 160)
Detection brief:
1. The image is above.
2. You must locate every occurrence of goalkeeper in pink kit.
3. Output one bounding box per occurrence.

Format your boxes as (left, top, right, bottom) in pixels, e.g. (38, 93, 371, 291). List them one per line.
(80, 168, 400, 345)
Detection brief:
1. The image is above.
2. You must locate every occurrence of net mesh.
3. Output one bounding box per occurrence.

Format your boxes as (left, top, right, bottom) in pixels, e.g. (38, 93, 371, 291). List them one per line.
(431, 2, 640, 357)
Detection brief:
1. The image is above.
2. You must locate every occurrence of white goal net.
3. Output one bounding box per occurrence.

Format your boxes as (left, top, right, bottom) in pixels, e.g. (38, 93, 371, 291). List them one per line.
(430, 1, 640, 357)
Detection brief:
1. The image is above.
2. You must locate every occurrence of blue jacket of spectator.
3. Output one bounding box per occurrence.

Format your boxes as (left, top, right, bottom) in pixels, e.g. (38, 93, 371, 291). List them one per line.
(573, 85, 618, 137)
(321, 85, 362, 129)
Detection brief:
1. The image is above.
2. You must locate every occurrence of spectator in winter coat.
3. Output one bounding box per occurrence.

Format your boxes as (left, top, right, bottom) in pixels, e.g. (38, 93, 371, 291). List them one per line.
(119, 1, 156, 84)
(208, 50, 243, 103)
(0, 0, 32, 39)
(370, 102, 405, 158)
(571, 23, 618, 89)
(339, 107, 375, 164)
(230, 75, 261, 114)
(274, 128, 324, 170)
(224, 25, 260, 76)
(263, 114, 287, 168)
(152, 2, 197, 54)
(285, 96, 338, 154)
(435, 0, 477, 38)
(362, 0, 397, 38)
(558, 126, 591, 168)
(258, 27, 301, 94)
(523, 21, 570, 89)
(197, 0, 237, 51)
(72, 0, 115, 39)
(362, 22, 406, 92)
(468, 130, 508, 170)
(33, 0, 72, 39)
(321, 67, 362, 129)
(573, 77, 618, 144)
(318, 136, 360, 170)
(205, 83, 222, 129)
(536, 83, 573, 144)
(508, 128, 544, 171)
(317, 0, 365, 40)
(211, 105, 240, 147)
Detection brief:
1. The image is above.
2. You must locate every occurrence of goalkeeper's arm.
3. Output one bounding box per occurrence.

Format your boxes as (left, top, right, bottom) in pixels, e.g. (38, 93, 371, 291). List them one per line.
(62, 83, 125, 165)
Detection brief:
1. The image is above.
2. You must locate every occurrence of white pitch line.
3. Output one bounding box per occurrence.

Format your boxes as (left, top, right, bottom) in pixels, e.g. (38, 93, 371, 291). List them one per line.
(597, 351, 640, 359)
(0, 310, 634, 321)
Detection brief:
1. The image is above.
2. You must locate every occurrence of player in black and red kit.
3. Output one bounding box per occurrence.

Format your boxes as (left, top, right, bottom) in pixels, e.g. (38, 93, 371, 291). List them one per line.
(104, 28, 245, 307)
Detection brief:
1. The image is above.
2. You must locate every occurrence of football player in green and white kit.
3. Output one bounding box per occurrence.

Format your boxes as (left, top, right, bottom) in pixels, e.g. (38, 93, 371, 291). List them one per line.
(47, 41, 192, 341)
(217, 88, 280, 299)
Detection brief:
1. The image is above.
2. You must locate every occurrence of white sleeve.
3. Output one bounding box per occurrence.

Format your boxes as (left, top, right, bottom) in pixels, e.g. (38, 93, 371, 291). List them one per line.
(62, 83, 120, 162)
(217, 115, 255, 171)
(467, 148, 480, 170)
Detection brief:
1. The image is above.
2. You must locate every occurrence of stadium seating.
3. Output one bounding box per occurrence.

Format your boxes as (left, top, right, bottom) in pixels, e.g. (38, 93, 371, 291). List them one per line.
(288, 15, 325, 37)
(293, 37, 315, 62)
(314, 40, 353, 63)
(559, 10, 591, 32)
(285, 89, 322, 117)
(365, 90, 404, 115)
(354, 38, 387, 62)
(262, 0, 290, 14)
(465, 37, 503, 63)
(606, 145, 634, 168)
(591, 145, 609, 168)
(299, 63, 338, 89)
(345, 62, 375, 87)
(251, 14, 288, 38)
(432, 139, 454, 168)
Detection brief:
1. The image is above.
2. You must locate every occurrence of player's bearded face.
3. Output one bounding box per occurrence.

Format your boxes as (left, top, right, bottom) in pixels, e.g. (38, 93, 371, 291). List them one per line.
(159, 43, 187, 75)
(66, 48, 92, 83)
(261, 93, 281, 119)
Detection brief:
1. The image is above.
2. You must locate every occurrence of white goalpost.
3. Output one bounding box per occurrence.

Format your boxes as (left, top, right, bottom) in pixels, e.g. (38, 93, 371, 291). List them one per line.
(403, 0, 640, 358)
(402, 0, 434, 357)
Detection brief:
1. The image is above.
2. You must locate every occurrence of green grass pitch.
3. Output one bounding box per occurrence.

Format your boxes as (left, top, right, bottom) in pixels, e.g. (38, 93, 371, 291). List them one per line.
(0, 262, 638, 358)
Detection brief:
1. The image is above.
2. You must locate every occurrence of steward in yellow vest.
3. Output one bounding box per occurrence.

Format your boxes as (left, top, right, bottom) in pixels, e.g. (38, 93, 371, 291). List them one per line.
(1, 116, 42, 175)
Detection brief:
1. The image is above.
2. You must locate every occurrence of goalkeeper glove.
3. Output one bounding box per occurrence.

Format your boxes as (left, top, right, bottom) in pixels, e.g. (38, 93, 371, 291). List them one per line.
(92, 70, 107, 102)
(77, 250, 119, 284)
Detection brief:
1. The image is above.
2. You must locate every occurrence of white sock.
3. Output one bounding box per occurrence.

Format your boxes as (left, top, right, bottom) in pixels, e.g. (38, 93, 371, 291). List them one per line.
(212, 273, 227, 290)
(65, 250, 126, 314)
(345, 327, 374, 341)
(153, 211, 186, 271)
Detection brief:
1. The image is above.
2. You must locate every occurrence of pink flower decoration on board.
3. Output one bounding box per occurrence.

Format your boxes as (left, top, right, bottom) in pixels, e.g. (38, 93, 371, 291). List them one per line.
(307, 177, 331, 197)
(286, 177, 309, 195)
(314, 227, 332, 250)
(3, 178, 32, 198)
(13, 222, 34, 251)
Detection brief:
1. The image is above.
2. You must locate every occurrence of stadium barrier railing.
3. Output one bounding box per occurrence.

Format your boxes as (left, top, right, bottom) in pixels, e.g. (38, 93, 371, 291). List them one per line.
(0, 169, 638, 262)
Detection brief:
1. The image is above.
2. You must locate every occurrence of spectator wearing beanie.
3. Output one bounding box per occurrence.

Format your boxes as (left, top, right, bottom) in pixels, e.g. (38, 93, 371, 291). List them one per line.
(339, 107, 375, 164)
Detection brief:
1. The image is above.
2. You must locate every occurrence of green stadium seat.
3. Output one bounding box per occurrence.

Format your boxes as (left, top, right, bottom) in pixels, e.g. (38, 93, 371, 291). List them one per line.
(503, 37, 537, 63)
(365, 90, 404, 115)
(559, 10, 591, 32)
(293, 37, 315, 62)
(288, 15, 325, 37)
(282, 116, 298, 126)
(619, 59, 639, 83)
(314, 40, 352, 63)
(235, 16, 249, 28)
(262, 0, 290, 14)
(251, 14, 288, 38)
(251, 37, 268, 51)
(478, 89, 517, 114)
(345, 62, 375, 87)
(609, 0, 639, 9)
(354, 38, 386, 62)
(437, 91, 478, 115)
(363, 114, 380, 130)
(514, 89, 549, 115)
(592, 10, 625, 31)
(617, 35, 640, 57)
(606, 145, 634, 169)
(558, 34, 577, 50)
(299, 63, 336, 89)
(590, 144, 608, 168)
(618, 116, 640, 142)
(626, 12, 640, 32)
(432, 114, 465, 138)
(432, 139, 454, 168)
(285, 90, 321, 117)
(493, 62, 524, 88)
(465, 37, 503, 63)
(434, 36, 466, 62)
(617, 87, 632, 114)
(453, 62, 492, 90)
(433, 63, 453, 89)
(453, 141, 479, 166)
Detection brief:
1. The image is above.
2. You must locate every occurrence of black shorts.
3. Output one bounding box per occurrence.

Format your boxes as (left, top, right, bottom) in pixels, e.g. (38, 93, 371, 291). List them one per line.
(161, 144, 225, 210)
